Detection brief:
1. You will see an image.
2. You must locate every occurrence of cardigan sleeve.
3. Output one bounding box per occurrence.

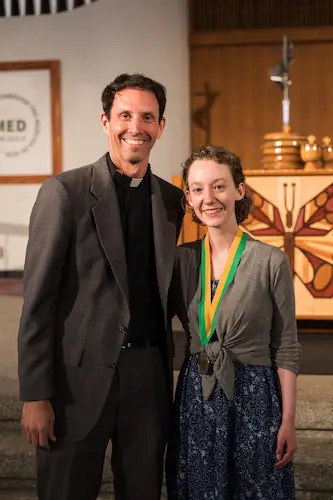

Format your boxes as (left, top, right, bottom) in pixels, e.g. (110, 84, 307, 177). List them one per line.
(270, 250, 302, 374)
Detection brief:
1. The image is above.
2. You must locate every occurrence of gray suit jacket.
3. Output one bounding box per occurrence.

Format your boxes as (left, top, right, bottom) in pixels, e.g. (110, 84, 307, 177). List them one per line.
(18, 154, 184, 442)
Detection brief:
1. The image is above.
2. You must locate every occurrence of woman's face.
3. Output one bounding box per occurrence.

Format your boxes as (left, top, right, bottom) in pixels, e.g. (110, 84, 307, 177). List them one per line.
(186, 159, 245, 229)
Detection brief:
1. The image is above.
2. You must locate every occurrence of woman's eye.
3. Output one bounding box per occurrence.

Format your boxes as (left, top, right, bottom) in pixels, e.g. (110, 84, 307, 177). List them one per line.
(215, 185, 225, 190)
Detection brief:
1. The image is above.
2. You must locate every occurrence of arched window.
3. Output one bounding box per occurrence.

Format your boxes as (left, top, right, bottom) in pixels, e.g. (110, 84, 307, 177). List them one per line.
(0, 0, 99, 17)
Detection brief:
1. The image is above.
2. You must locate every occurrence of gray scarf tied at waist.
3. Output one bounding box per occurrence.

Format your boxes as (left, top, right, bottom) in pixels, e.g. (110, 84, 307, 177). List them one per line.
(198, 341, 235, 402)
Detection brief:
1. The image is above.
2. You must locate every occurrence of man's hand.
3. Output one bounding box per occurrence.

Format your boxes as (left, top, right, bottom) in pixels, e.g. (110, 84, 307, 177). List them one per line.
(21, 400, 56, 449)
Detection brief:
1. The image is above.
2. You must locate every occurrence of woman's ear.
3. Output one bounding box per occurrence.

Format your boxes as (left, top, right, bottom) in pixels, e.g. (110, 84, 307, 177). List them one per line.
(185, 190, 194, 208)
(236, 182, 246, 201)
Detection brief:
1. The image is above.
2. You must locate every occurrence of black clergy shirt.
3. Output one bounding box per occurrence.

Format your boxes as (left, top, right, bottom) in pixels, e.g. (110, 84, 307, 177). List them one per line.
(107, 153, 164, 344)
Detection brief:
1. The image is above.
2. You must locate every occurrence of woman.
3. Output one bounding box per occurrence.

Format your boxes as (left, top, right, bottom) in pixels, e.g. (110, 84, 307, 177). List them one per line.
(166, 145, 301, 500)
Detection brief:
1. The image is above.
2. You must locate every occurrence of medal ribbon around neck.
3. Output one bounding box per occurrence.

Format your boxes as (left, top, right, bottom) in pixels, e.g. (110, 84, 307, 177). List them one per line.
(199, 227, 247, 346)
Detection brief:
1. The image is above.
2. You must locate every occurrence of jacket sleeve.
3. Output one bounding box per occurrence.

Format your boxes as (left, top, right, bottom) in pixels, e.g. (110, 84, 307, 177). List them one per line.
(169, 248, 188, 327)
(18, 176, 72, 402)
(169, 243, 202, 357)
(270, 251, 301, 374)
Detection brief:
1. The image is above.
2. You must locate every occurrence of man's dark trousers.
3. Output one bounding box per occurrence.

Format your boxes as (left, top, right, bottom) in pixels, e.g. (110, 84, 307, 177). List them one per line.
(37, 346, 170, 500)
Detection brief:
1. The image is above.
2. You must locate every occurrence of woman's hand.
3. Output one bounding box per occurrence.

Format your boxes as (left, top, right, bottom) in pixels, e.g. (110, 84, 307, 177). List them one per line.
(275, 419, 297, 468)
(275, 367, 297, 468)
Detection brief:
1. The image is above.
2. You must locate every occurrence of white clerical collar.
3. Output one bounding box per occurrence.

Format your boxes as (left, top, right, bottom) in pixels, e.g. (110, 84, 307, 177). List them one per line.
(129, 177, 143, 187)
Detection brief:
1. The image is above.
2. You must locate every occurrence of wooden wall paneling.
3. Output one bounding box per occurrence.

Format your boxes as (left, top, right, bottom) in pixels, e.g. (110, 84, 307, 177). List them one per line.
(191, 43, 283, 168)
(291, 42, 333, 141)
(191, 27, 333, 46)
(190, 29, 333, 173)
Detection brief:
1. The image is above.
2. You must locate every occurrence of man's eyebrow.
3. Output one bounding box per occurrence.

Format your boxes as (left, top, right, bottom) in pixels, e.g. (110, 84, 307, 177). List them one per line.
(117, 109, 157, 117)
(141, 111, 157, 116)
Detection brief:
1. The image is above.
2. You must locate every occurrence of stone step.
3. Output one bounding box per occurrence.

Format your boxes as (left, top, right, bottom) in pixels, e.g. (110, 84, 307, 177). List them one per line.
(296, 376, 333, 430)
(295, 430, 333, 492)
(0, 489, 116, 500)
(0, 479, 167, 499)
(0, 424, 332, 493)
(0, 377, 22, 422)
(0, 486, 168, 500)
(296, 494, 333, 500)
(0, 488, 331, 500)
(0, 488, 171, 500)
(0, 422, 113, 485)
(0, 489, 114, 500)
(2, 374, 333, 430)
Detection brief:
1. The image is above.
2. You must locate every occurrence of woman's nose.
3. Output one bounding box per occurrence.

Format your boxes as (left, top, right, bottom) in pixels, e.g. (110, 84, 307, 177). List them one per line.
(203, 188, 215, 203)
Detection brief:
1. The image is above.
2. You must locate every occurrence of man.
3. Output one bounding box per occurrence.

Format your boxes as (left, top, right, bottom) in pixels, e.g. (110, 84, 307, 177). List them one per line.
(18, 73, 184, 500)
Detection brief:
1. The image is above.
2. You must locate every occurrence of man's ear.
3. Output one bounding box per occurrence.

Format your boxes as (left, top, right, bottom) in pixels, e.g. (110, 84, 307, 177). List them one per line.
(157, 116, 166, 139)
(100, 113, 109, 134)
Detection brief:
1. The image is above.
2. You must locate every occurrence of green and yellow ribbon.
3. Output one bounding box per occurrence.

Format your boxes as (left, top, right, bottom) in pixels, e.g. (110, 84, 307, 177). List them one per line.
(199, 227, 247, 345)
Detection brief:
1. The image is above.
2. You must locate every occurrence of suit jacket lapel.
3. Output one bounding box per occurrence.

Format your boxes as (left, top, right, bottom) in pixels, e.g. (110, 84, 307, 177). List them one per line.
(90, 155, 129, 308)
(150, 175, 176, 320)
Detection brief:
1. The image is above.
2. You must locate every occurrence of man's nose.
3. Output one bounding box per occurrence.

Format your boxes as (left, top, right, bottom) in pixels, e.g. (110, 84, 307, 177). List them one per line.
(127, 117, 141, 134)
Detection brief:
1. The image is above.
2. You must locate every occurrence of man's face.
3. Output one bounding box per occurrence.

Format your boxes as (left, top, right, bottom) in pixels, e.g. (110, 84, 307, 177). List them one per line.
(101, 88, 165, 177)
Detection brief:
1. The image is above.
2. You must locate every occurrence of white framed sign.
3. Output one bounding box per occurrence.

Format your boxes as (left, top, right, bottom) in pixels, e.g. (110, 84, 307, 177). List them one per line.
(0, 60, 62, 183)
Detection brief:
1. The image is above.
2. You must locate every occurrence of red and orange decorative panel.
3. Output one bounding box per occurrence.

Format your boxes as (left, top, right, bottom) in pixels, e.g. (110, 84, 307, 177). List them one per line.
(243, 175, 333, 319)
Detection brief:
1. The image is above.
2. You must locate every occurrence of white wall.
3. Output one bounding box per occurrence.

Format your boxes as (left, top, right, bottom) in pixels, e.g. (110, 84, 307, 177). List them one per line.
(0, 0, 190, 270)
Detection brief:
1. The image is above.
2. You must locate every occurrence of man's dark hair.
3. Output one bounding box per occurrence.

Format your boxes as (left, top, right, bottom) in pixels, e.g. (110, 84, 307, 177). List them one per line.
(101, 73, 166, 123)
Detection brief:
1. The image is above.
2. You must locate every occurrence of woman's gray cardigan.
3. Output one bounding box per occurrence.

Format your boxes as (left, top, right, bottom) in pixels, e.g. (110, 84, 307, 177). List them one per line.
(171, 235, 301, 401)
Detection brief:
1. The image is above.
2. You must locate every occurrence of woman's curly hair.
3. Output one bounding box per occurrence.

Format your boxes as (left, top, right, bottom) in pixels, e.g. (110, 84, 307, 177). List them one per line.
(182, 145, 252, 225)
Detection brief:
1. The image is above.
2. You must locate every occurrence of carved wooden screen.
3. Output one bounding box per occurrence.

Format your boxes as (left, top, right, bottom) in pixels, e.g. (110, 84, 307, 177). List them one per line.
(190, 0, 333, 32)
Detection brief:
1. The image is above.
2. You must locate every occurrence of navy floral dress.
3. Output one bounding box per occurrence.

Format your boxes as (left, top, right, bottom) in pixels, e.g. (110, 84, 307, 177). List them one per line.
(166, 280, 295, 500)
